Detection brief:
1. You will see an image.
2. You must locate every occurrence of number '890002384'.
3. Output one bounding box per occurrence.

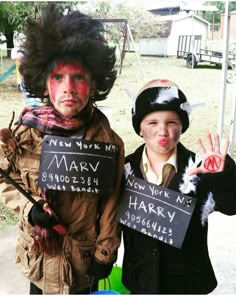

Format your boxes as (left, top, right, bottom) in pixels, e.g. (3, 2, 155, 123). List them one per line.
(41, 172, 99, 186)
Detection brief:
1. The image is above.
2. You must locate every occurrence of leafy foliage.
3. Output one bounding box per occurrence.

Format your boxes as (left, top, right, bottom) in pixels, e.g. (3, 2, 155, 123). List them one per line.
(0, 1, 84, 51)
(0, 202, 18, 230)
(79, 1, 162, 43)
(0, 2, 35, 56)
(0, 2, 34, 35)
(203, 1, 236, 24)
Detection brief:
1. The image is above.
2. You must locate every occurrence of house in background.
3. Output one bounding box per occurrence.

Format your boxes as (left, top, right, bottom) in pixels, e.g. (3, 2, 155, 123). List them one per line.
(139, 13, 210, 57)
(145, 1, 218, 17)
(220, 11, 236, 40)
(138, 1, 216, 57)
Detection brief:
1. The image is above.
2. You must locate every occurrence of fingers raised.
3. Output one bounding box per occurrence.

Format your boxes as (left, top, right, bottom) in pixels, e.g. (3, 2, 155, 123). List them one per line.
(222, 139, 230, 156)
(197, 138, 206, 154)
(206, 132, 214, 152)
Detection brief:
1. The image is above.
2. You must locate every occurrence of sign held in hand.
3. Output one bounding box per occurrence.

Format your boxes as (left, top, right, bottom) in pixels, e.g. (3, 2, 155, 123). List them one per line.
(117, 176, 197, 249)
(39, 135, 118, 195)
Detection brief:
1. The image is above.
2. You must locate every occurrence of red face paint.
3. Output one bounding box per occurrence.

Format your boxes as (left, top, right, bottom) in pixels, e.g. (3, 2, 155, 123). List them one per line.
(203, 155, 222, 172)
(160, 79, 169, 83)
(46, 62, 93, 118)
(48, 63, 88, 101)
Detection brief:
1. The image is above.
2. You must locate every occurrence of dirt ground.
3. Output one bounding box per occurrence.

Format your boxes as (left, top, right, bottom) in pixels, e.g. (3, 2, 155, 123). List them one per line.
(0, 55, 236, 294)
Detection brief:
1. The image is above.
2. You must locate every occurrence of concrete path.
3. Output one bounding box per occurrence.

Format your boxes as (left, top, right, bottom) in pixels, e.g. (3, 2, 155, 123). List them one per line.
(0, 212, 236, 294)
(0, 225, 28, 294)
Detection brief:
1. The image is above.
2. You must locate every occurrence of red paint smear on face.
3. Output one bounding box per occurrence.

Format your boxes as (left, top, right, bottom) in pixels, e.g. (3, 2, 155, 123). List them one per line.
(160, 79, 169, 83)
(203, 155, 221, 172)
(50, 62, 86, 77)
(48, 62, 88, 103)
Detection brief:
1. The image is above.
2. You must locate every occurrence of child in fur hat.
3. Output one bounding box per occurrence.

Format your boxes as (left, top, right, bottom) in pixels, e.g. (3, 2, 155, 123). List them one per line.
(0, 4, 124, 294)
(121, 78, 236, 294)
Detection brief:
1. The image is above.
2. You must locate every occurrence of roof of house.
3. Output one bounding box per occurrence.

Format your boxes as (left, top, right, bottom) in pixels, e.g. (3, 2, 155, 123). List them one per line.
(142, 1, 185, 11)
(153, 12, 210, 38)
(142, 1, 217, 12)
(160, 12, 210, 25)
(180, 4, 218, 12)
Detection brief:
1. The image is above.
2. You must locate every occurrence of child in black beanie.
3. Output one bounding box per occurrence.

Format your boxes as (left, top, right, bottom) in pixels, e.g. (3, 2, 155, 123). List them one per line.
(120, 78, 236, 294)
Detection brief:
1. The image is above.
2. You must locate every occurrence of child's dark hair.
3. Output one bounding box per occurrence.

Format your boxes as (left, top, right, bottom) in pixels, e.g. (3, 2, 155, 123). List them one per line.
(19, 4, 117, 102)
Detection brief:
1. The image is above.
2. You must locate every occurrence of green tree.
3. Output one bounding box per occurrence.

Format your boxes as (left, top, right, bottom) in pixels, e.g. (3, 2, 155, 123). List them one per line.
(34, 1, 76, 18)
(80, 1, 162, 43)
(203, 1, 236, 24)
(0, 1, 77, 58)
(0, 2, 34, 57)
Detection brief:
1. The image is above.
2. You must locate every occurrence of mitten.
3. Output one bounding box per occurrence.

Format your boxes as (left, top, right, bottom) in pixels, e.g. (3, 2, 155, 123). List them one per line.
(88, 258, 113, 280)
(28, 199, 58, 228)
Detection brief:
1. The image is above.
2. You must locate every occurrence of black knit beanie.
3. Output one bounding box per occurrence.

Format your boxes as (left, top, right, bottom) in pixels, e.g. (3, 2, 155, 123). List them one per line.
(132, 79, 190, 136)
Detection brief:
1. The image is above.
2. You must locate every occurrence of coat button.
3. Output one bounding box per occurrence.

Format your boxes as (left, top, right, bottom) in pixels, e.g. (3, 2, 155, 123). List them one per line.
(101, 249, 108, 256)
(152, 248, 158, 256)
(84, 251, 90, 257)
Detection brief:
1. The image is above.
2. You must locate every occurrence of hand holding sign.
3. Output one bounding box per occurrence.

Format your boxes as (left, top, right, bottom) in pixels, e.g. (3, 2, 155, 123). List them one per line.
(188, 133, 229, 176)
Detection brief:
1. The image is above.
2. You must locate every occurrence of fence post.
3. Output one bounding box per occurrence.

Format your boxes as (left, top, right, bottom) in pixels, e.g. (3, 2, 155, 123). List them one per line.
(0, 48, 4, 72)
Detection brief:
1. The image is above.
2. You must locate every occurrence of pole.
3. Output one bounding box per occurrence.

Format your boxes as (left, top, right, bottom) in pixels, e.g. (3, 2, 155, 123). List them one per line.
(126, 24, 144, 79)
(0, 48, 4, 72)
(218, 0, 231, 140)
(229, 92, 236, 156)
(119, 24, 128, 75)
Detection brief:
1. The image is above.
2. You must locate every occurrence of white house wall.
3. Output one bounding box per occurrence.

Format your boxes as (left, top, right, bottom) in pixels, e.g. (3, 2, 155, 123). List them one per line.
(167, 17, 209, 56)
(139, 37, 168, 56)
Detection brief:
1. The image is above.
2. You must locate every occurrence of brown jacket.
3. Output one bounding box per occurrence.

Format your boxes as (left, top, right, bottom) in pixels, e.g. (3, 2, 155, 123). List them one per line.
(0, 108, 124, 294)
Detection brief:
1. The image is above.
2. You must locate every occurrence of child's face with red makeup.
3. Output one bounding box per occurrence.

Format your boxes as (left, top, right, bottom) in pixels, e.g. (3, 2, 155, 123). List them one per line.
(46, 62, 96, 118)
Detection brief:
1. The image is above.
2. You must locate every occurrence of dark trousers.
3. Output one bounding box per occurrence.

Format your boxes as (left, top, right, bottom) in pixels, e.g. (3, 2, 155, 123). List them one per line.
(30, 282, 98, 294)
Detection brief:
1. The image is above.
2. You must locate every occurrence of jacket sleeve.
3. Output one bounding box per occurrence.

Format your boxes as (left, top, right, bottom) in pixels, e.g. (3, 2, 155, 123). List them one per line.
(0, 149, 33, 221)
(0, 126, 42, 220)
(201, 154, 236, 215)
(94, 138, 125, 264)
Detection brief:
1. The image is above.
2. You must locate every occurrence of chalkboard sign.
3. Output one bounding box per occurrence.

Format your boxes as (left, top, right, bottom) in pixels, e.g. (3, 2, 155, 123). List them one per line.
(117, 176, 197, 249)
(38, 135, 118, 195)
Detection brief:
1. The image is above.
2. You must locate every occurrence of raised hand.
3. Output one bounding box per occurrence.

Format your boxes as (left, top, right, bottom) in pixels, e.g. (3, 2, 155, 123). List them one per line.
(188, 133, 229, 176)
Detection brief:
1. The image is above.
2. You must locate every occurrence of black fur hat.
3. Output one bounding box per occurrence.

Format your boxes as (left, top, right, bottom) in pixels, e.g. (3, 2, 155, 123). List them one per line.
(132, 79, 190, 135)
(19, 4, 117, 101)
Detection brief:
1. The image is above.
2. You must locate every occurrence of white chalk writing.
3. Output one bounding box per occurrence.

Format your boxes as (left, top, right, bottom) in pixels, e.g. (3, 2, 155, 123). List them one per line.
(128, 195, 176, 223)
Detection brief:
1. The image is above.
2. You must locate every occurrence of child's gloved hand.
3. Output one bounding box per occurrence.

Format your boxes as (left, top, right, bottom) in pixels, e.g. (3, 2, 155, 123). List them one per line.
(28, 199, 58, 228)
(88, 258, 113, 280)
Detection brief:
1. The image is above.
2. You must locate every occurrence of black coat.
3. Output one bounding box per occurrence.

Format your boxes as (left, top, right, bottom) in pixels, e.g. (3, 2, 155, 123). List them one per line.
(121, 142, 236, 294)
